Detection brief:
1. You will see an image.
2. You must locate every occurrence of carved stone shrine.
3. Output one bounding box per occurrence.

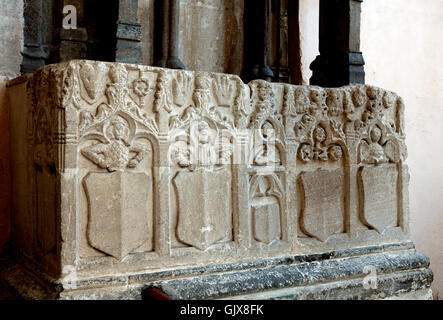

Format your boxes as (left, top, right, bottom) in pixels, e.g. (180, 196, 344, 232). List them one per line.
(1, 60, 432, 299)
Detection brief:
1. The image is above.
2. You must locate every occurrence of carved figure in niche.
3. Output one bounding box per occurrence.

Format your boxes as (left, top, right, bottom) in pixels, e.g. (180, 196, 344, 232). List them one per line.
(313, 126, 328, 161)
(195, 121, 217, 168)
(352, 86, 367, 108)
(326, 90, 343, 116)
(359, 124, 398, 165)
(253, 81, 278, 123)
(383, 91, 396, 109)
(297, 125, 343, 163)
(254, 121, 281, 166)
(172, 119, 233, 251)
(171, 120, 233, 171)
(294, 87, 310, 114)
(309, 88, 328, 118)
(81, 116, 147, 172)
(364, 87, 384, 120)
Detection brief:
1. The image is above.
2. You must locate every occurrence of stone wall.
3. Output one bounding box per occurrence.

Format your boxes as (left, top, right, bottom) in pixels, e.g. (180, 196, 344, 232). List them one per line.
(139, 0, 244, 75)
(0, 0, 23, 77)
(0, 0, 23, 252)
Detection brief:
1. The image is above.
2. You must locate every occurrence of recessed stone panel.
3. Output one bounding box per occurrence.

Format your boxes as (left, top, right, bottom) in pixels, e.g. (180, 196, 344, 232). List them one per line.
(299, 168, 345, 242)
(359, 164, 398, 233)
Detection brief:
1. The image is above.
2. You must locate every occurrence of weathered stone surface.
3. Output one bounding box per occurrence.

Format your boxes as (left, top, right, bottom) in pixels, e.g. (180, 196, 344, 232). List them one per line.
(299, 168, 345, 242)
(359, 164, 398, 233)
(3, 60, 431, 299)
(0, 243, 433, 300)
(84, 171, 152, 260)
(0, 0, 23, 77)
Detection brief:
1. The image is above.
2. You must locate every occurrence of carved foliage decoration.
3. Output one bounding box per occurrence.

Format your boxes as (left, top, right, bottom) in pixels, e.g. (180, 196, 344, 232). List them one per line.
(78, 63, 158, 136)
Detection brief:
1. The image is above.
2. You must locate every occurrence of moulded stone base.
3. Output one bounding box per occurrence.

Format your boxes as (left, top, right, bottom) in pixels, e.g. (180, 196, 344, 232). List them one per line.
(0, 242, 433, 300)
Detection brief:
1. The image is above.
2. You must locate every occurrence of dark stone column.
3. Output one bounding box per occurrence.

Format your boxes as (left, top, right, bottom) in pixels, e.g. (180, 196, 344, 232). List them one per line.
(21, 0, 58, 73)
(243, 0, 274, 82)
(165, 0, 185, 69)
(22, 0, 45, 73)
(56, 0, 88, 62)
(115, 0, 143, 64)
(310, 0, 365, 87)
(154, 0, 186, 69)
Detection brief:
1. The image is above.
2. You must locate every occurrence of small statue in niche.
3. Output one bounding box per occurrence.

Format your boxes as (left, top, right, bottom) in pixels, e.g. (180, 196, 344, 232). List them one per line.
(254, 121, 281, 166)
(81, 116, 147, 172)
(297, 125, 343, 163)
(171, 120, 232, 171)
(254, 81, 275, 121)
(313, 126, 329, 161)
(194, 121, 217, 168)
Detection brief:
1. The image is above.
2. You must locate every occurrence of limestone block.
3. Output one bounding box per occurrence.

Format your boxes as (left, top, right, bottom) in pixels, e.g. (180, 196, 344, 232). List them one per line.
(6, 60, 412, 290)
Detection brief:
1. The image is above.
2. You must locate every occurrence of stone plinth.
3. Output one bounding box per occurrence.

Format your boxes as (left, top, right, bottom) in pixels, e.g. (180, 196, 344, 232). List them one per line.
(1, 60, 432, 299)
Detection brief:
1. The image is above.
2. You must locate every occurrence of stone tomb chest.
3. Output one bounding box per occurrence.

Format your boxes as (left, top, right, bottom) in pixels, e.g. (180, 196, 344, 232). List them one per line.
(2, 60, 432, 299)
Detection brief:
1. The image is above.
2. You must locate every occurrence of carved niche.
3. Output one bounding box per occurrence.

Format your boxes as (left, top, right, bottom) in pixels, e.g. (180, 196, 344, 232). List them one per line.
(73, 62, 156, 260)
(248, 80, 286, 245)
(169, 72, 238, 251)
(355, 87, 404, 234)
(288, 86, 347, 242)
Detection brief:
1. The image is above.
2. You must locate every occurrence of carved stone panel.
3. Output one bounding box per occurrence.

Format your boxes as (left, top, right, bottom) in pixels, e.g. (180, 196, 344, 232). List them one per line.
(252, 201, 280, 244)
(359, 164, 398, 233)
(6, 60, 415, 285)
(83, 171, 153, 260)
(174, 170, 231, 251)
(250, 174, 283, 244)
(299, 169, 345, 242)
